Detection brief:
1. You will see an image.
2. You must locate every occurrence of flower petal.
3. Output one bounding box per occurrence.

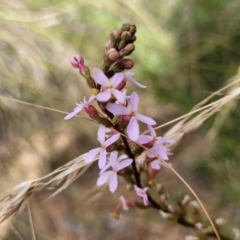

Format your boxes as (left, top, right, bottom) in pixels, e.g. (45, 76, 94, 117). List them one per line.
(136, 113, 156, 125)
(117, 159, 133, 171)
(99, 150, 107, 169)
(137, 135, 153, 144)
(97, 125, 106, 144)
(97, 171, 112, 186)
(85, 148, 100, 163)
(150, 160, 161, 170)
(156, 144, 169, 160)
(127, 118, 139, 141)
(109, 151, 118, 168)
(112, 89, 126, 104)
(130, 92, 139, 112)
(106, 103, 129, 115)
(93, 68, 109, 86)
(96, 91, 111, 102)
(148, 125, 156, 137)
(112, 72, 124, 87)
(125, 72, 146, 88)
(105, 133, 120, 147)
(64, 105, 82, 120)
(109, 173, 118, 193)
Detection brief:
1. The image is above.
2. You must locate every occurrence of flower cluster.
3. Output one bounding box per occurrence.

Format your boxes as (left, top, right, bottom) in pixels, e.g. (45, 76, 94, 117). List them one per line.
(64, 23, 173, 206)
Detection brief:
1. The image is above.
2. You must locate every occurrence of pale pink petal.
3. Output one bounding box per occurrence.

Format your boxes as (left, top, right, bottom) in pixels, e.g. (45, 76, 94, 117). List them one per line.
(150, 160, 161, 170)
(137, 135, 153, 144)
(112, 72, 124, 87)
(105, 133, 120, 147)
(96, 91, 111, 102)
(156, 144, 169, 160)
(93, 68, 109, 86)
(99, 150, 107, 169)
(127, 118, 139, 141)
(117, 159, 133, 171)
(106, 103, 129, 115)
(136, 113, 156, 125)
(130, 92, 139, 111)
(85, 148, 101, 163)
(64, 106, 82, 120)
(109, 173, 118, 193)
(148, 125, 156, 137)
(112, 89, 126, 104)
(143, 195, 149, 206)
(146, 146, 157, 158)
(97, 125, 106, 144)
(125, 72, 146, 88)
(109, 151, 118, 168)
(97, 171, 112, 186)
(118, 154, 128, 160)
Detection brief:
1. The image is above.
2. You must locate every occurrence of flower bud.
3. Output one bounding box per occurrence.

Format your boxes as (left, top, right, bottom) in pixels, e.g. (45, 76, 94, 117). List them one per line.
(131, 35, 137, 42)
(120, 59, 134, 69)
(107, 48, 120, 62)
(129, 25, 137, 34)
(121, 31, 131, 41)
(122, 23, 131, 31)
(181, 195, 191, 207)
(113, 29, 121, 39)
(120, 43, 135, 57)
(70, 54, 85, 73)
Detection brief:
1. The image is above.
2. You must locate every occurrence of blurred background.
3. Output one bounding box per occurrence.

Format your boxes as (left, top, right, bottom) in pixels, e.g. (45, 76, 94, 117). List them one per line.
(1, 0, 240, 239)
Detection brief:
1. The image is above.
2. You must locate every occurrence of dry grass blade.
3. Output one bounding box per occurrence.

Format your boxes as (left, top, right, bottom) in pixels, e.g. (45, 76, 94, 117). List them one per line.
(1, 75, 240, 235)
(0, 154, 97, 222)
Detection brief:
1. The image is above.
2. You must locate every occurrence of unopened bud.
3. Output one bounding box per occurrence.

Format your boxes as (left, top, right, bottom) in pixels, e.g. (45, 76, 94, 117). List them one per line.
(120, 43, 135, 57)
(107, 48, 120, 62)
(215, 217, 225, 226)
(159, 210, 173, 220)
(195, 222, 204, 231)
(122, 23, 131, 31)
(121, 31, 131, 41)
(131, 35, 137, 42)
(190, 201, 200, 210)
(70, 54, 85, 72)
(129, 25, 137, 34)
(113, 29, 121, 39)
(120, 59, 134, 69)
(182, 195, 191, 206)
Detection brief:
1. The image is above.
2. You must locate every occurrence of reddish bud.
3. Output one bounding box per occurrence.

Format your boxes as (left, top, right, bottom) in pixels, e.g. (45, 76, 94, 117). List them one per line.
(107, 48, 120, 62)
(70, 54, 85, 72)
(119, 59, 134, 69)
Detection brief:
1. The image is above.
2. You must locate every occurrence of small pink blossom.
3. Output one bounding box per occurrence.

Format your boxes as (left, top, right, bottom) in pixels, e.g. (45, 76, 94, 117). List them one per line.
(106, 92, 156, 141)
(85, 125, 120, 169)
(64, 95, 95, 120)
(93, 68, 126, 104)
(137, 125, 174, 160)
(134, 185, 149, 206)
(97, 151, 132, 193)
(70, 54, 85, 72)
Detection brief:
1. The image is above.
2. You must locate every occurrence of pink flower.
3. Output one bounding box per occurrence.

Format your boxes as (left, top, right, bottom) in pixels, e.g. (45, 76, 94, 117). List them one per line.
(85, 125, 120, 169)
(106, 92, 156, 141)
(134, 185, 149, 206)
(124, 72, 146, 88)
(93, 68, 126, 104)
(137, 125, 174, 160)
(70, 54, 85, 72)
(64, 95, 95, 120)
(97, 151, 132, 193)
